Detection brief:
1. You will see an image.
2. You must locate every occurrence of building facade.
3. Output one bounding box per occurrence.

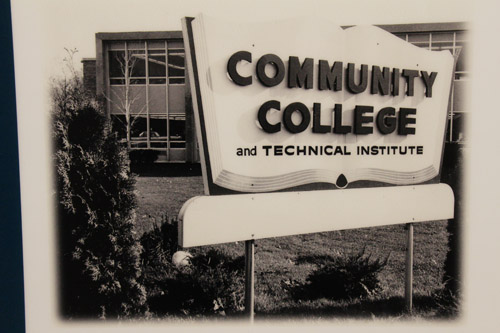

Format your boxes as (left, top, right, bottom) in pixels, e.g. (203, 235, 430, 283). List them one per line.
(83, 22, 468, 163)
(86, 31, 197, 163)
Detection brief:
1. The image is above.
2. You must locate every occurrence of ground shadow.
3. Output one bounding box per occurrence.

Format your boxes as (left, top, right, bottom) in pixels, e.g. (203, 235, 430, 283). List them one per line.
(256, 294, 449, 320)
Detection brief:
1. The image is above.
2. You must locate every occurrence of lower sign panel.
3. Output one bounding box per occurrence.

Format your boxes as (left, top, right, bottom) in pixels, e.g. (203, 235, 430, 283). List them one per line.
(178, 184, 454, 248)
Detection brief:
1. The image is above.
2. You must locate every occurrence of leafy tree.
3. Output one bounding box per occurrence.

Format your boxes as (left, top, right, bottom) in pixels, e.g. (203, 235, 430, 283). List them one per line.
(52, 49, 147, 318)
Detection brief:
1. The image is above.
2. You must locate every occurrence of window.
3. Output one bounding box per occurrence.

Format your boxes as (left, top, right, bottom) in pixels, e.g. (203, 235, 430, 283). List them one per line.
(148, 49, 166, 84)
(105, 36, 187, 159)
(128, 50, 146, 84)
(167, 49, 185, 84)
(109, 50, 126, 85)
(149, 114, 168, 148)
(109, 40, 185, 86)
(111, 114, 127, 140)
(169, 115, 186, 148)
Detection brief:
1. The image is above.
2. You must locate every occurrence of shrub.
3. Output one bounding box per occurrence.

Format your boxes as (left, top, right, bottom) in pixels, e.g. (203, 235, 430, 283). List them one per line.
(129, 150, 160, 165)
(140, 220, 245, 317)
(303, 248, 388, 300)
(53, 59, 147, 318)
(145, 248, 245, 317)
(175, 249, 245, 316)
(139, 217, 179, 292)
(432, 287, 460, 318)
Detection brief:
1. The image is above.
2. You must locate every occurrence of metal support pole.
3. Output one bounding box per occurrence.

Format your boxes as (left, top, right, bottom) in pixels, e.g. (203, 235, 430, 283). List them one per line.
(405, 223, 414, 313)
(244, 239, 255, 322)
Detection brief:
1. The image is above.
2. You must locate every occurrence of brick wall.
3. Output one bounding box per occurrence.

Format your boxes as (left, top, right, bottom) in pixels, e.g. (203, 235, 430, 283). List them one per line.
(81, 58, 96, 95)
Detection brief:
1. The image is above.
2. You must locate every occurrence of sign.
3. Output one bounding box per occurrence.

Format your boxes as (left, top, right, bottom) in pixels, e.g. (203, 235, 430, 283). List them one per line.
(183, 15, 454, 194)
(178, 184, 454, 247)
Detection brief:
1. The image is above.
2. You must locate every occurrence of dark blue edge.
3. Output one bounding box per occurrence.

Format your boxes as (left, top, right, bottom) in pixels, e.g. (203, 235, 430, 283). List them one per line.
(0, 0, 26, 332)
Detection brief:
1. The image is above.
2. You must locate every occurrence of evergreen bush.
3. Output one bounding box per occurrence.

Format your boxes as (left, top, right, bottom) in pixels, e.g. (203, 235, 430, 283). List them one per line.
(139, 217, 179, 292)
(304, 248, 388, 300)
(52, 61, 147, 318)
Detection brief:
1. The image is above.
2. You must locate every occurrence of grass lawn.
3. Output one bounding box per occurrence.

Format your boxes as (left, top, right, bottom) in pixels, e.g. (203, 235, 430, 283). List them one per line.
(135, 173, 204, 235)
(135, 171, 452, 320)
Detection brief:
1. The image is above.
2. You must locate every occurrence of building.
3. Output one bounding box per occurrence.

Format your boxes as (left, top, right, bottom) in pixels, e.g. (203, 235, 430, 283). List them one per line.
(84, 31, 197, 163)
(82, 22, 468, 163)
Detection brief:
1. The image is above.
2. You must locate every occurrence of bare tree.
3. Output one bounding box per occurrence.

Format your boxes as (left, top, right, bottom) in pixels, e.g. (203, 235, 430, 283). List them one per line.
(51, 48, 84, 110)
(105, 50, 149, 149)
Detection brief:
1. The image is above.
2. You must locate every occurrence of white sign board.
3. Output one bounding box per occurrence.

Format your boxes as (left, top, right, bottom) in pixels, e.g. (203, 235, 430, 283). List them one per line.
(183, 15, 454, 194)
(179, 184, 454, 247)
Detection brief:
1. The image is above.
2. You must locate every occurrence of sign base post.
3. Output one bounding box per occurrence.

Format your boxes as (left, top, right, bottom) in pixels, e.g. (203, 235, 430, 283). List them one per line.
(244, 239, 255, 322)
(405, 223, 414, 313)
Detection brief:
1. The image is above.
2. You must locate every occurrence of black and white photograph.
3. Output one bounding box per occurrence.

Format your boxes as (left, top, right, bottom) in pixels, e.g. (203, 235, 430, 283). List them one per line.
(4, 0, 500, 331)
